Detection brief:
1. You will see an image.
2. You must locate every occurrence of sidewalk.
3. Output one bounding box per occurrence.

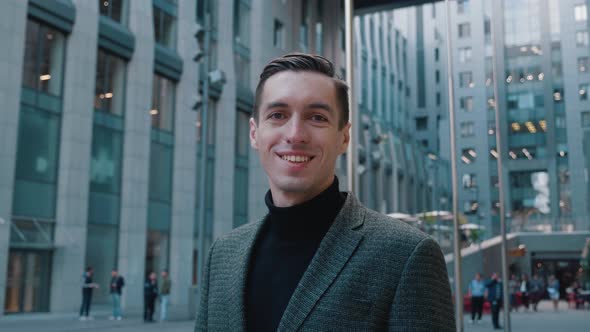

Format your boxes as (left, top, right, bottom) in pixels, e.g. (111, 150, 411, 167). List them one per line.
(464, 300, 589, 331)
(0, 307, 195, 332)
(1, 300, 587, 331)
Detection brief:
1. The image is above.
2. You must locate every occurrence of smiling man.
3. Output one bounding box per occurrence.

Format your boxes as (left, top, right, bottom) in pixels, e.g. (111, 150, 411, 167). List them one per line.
(195, 53, 454, 331)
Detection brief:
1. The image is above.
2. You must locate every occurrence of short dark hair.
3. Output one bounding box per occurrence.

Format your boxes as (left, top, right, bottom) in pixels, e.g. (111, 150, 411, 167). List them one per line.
(253, 53, 349, 129)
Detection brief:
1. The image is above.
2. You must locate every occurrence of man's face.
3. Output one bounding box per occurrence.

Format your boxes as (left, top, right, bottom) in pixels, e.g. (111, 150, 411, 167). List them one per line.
(111, 270, 117, 277)
(250, 71, 350, 206)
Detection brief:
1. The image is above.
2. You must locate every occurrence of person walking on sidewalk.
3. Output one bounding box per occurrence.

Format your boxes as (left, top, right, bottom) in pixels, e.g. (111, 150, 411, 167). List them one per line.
(530, 274, 545, 311)
(79, 266, 99, 321)
(109, 268, 125, 320)
(469, 272, 486, 324)
(159, 269, 171, 322)
(548, 275, 560, 311)
(144, 272, 158, 322)
(486, 272, 504, 330)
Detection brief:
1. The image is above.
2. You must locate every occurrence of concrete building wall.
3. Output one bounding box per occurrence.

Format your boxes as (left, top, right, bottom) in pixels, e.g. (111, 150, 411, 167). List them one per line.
(117, 0, 154, 314)
(50, 0, 98, 313)
(0, 0, 27, 317)
(168, 0, 199, 319)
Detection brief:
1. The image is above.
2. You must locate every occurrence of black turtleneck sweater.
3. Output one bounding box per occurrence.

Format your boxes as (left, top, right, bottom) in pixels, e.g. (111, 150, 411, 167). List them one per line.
(245, 177, 346, 332)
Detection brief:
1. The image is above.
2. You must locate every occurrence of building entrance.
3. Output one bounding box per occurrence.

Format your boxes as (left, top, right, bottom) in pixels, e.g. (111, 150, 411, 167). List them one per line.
(4, 249, 52, 313)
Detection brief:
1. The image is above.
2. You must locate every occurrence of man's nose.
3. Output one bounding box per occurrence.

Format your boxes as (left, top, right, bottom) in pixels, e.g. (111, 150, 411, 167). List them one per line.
(284, 116, 309, 144)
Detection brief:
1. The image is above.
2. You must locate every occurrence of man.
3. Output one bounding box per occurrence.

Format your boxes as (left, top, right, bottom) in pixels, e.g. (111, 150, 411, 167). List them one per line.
(144, 272, 158, 322)
(159, 269, 171, 322)
(486, 272, 503, 330)
(195, 53, 454, 331)
(109, 268, 125, 320)
(530, 273, 544, 311)
(79, 266, 98, 321)
(468, 272, 485, 324)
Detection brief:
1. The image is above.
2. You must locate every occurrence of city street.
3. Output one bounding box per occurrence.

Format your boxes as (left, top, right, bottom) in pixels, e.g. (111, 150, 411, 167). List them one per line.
(0, 301, 587, 332)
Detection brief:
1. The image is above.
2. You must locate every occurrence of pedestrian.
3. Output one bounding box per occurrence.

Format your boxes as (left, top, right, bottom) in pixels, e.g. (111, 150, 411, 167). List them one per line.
(520, 273, 531, 311)
(530, 274, 545, 311)
(548, 275, 560, 311)
(486, 272, 503, 330)
(468, 272, 486, 324)
(195, 53, 455, 331)
(144, 272, 158, 322)
(508, 273, 519, 311)
(109, 268, 125, 320)
(159, 269, 171, 322)
(79, 266, 99, 321)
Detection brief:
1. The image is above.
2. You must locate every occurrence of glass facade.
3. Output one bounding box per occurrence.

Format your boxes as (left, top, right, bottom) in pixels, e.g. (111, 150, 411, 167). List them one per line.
(21, 20, 65, 96)
(94, 49, 126, 115)
(14, 19, 65, 219)
(234, 111, 250, 228)
(151, 74, 175, 131)
(99, 0, 126, 24)
(153, 5, 176, 49)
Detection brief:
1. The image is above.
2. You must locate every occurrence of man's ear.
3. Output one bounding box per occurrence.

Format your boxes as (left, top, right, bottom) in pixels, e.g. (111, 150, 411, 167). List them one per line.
(339, 122, 351, 154)
(250, 117, 259, 150)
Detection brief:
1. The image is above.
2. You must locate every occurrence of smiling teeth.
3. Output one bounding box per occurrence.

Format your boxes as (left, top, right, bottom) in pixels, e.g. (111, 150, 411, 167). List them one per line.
(282, 155, 310, 163)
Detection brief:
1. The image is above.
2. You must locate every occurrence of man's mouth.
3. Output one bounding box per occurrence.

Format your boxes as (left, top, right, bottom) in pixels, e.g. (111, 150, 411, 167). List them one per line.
(279, 154, 314, 163)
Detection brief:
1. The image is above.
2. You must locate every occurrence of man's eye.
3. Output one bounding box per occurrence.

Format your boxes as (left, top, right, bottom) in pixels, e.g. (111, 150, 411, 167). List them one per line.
(269, 113, 285, 120)
(311, 114, 328, 122)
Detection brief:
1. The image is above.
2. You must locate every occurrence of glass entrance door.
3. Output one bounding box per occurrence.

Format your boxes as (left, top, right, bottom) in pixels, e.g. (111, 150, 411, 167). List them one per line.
(4, 250, 51, 313)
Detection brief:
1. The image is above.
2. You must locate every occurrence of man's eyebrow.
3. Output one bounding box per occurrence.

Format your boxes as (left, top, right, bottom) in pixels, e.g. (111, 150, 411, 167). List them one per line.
(265, 101, 289, 110)
(306, 102, 333, 114)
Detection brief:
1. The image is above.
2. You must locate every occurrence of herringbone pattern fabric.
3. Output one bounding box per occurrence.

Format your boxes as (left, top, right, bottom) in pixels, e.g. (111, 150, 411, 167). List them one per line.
(195, 194, 455, 331)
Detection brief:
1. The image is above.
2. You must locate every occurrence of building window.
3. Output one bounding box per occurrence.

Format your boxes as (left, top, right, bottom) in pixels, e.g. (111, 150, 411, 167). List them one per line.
(435, 70, 440, 83)
(233, 111, 250, 228)
(457, 0, 469, 14)
(464, 201, 479, 214)
(415, 117, 428, 131)
(315, 1, 323, 54)
(460, 96, 473, 111)
(22, 19, 65, 96)
(153, 6, 176, 48)
(273, 19, 285, 49)
(435, 47, 439, 61)
(579, 57, 590, 73)
(461, 148, 477, 164)
(99, 0, 125, 23)
(576, 31, 589, 47)
(234, 0, 251, 46)
(458, 47, 472, 63)
(459, 71, 474, 88)
(580, 83, 590, 100)
(299, 0, 310, 51)
(575, 4, 588, 22)
(436, 92, 441, 106)
(462, 173, 476, 188)
(460, 121, 474, 137)
(94, 49, 126, 115)
(458, 23, 470, 38)
(488, 120, 496, 135)
(151, 74, 175, 132)
(582, 111, 590, 127)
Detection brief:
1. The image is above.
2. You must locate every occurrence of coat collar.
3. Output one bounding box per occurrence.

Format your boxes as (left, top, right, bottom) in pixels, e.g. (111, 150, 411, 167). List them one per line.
(277, 192, 365, 330)
(226, 192, 366, 331)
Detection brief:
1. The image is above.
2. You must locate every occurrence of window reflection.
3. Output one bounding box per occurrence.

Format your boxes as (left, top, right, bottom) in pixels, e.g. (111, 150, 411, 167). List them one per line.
(22, 19, 65, 96)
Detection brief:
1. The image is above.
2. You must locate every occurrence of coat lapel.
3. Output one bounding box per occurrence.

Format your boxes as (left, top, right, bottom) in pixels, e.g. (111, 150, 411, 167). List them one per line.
(227, 218, 267, 331)
(277, 193, 366, 331)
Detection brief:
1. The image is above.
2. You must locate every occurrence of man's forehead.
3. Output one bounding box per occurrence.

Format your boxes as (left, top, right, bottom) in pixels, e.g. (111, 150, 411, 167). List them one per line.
(261, 71, 337, 103)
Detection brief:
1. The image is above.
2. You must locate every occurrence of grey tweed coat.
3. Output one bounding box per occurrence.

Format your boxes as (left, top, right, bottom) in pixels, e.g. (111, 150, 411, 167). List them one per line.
(195, 193, 455, 331)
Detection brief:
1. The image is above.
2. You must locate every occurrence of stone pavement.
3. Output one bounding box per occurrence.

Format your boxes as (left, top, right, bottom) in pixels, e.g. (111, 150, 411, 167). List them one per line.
(0, 301, 587, 331)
